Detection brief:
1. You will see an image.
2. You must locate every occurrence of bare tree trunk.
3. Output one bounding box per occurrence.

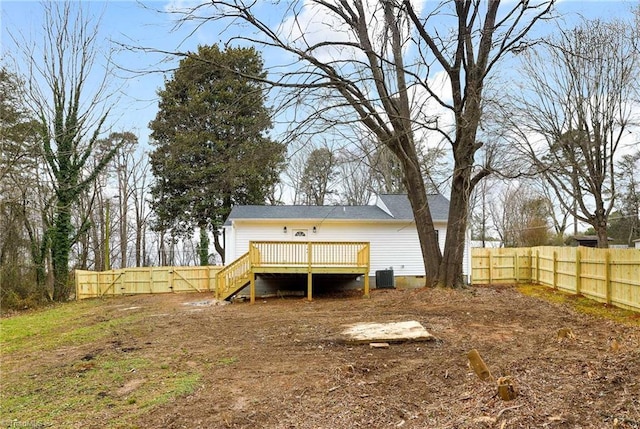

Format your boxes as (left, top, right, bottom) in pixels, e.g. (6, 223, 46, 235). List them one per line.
(595, 205, 610, 248)
(399, 145, 441, 284)
(199, 226, 209, 266)
(440, 173, 470, 286)
(596, 225, 609, 248)
(119, 194, 127, 268)
(213, 230, 225, 264)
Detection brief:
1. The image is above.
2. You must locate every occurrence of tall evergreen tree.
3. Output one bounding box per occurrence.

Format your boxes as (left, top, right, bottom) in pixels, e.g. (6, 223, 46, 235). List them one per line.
(149, 45, 285, 264)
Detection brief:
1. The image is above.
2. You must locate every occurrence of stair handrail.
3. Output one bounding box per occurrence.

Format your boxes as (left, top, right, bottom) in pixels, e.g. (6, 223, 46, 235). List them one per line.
(216, 251, 250, 299)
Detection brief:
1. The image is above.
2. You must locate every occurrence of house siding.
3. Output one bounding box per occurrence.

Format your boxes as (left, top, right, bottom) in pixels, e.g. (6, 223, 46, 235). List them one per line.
(224, 219, 469, 278)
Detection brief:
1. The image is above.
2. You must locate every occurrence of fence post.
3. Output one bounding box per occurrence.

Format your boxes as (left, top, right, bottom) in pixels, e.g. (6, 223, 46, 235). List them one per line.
(514, 250, 520, 283)
(488, 251, 493, 284)
(535, 249, 540, 285)
(575, 248, 581, 295)
(75, 271, 79, 300)
(605, 250, 612, 305)
(553, 250, 558, 289)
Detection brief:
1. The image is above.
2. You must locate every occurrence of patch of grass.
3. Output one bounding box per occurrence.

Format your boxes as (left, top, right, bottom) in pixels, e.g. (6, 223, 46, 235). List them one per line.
(1, 352, 201, 427)
(517, 284, 640, 326)
(1, 299, 202, 427)
(216, 356, 238, 366)
(140, 372, 201, 408)
(1, 300, 102, 343)
(0, 299, 147, 354)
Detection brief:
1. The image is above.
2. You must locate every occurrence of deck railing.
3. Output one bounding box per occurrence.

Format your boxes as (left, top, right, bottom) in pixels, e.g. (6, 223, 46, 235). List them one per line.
(216, 252, 251, 299)
(249, 241, 370, 268)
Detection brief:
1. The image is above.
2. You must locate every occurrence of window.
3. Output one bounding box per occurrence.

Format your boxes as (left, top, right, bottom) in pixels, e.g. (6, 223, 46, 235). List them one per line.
(294, 231, 306, 237)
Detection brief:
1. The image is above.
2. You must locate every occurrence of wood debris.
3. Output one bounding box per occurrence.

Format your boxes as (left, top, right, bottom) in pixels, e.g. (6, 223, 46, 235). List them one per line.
(557, 327, 576, 342)
(467, 349, 493, 381)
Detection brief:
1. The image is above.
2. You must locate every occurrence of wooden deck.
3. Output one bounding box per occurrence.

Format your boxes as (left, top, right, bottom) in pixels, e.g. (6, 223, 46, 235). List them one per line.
(216, 241, 370, 302)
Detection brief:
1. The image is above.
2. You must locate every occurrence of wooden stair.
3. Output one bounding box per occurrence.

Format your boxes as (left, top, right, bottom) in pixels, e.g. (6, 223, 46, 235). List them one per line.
(216, 252, 251, 300)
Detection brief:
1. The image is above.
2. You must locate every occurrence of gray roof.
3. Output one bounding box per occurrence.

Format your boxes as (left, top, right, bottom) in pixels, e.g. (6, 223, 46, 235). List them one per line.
(224, 194, 450, 225)
(377, 193, 450, 221)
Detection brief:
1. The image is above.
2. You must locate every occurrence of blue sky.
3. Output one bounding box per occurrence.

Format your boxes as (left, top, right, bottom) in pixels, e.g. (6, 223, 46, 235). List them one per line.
(1, 0, 638, 150)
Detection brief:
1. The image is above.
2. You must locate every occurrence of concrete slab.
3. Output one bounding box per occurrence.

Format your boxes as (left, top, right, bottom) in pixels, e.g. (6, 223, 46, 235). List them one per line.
(339, 320, 435, 344)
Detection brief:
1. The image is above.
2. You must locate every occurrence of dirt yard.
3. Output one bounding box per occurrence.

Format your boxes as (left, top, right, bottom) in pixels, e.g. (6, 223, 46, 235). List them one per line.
(3, 285, 640, 428)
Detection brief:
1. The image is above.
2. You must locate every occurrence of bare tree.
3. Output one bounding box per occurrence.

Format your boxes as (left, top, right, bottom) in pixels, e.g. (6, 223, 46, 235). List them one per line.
(130, 151, 152, 267)
(283, 147, 309, 205)
(165, 0, 553, 286)
(507, 18, 639, 248)
(335, 147, 375, 206)
(97, 131, 140, 268)
(368, 142, 406, 195)
(614, 150, 640, 246)
(534, 179, 572, 242)
(489, 182, 550, 248)
(0, 66, 51, 306)
(469, 177, 494, 247)
(300, 147, 337, 205)
(10, 2, 122, 299)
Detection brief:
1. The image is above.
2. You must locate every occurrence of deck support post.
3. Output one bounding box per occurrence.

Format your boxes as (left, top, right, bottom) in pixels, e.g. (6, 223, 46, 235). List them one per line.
(363, 274, 370, 298)
(307, 242, 313, 301)
(250, 271, 256, 304)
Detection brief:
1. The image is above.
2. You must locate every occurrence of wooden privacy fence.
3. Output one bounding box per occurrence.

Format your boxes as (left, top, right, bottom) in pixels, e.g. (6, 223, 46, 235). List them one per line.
(471, 246, 640, 311)
(76, 266, 222, 300)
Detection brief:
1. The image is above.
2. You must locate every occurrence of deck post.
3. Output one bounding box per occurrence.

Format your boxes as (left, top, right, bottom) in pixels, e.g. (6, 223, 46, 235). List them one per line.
(307, 242, 313, 301)
(250, 271, 256, 304)
(363, 273, 370, 298)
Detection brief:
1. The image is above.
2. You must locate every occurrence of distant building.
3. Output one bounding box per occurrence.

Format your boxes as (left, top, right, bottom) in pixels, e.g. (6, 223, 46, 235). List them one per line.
(223, 194, 471, 294)
(571, 235, 613, 248)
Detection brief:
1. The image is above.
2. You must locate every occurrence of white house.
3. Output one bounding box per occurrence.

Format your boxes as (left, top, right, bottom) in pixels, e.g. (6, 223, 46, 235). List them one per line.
(222, 194, 470, 296)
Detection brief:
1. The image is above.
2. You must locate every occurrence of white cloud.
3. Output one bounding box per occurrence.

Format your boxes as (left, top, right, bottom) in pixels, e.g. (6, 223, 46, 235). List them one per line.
(277, 0, 427, 63)
(163, 0, 204, 13)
